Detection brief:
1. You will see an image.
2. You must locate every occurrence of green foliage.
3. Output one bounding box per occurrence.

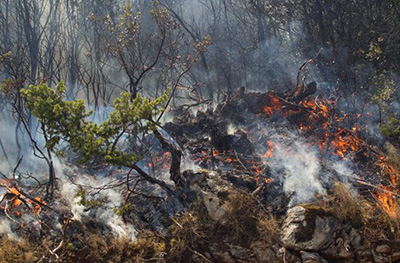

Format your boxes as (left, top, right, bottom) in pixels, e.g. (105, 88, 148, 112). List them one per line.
(365, 38, 384, 61)
(114, 203, 131, 217)
(74, 186, 102, 208)
(103, 1, 170, 53)
(381, 115, 400, 142)
(104, 1, 141, 49)
(371, 73, 395, 113)
(21, 82, 91, 151)
(21, 82, 168, 167)
(0, 51, 11, 63)
(0, 78, 23, 100)
(66, 242, 75, 250)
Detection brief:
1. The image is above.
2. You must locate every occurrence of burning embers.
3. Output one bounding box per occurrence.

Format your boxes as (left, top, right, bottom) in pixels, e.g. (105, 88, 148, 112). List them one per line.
(263, 141, 274, 158)
(263, 95, 283, 116)
(261, 93, 399, 213)
(374, 186, 398, 217)
(0, 179, 47, 223)
(262, 93, 364, 160)
(165, 84, 400, 216)
(374, 157, 400, 217)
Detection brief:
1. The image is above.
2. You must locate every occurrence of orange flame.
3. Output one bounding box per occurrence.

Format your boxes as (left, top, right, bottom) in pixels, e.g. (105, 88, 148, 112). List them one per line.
(212, 150, 218, 157)
(263, 95, 283, 116)
(375, 186, 398, 217)
(263, 141, 274, 158)
(377, 157, 399, 187)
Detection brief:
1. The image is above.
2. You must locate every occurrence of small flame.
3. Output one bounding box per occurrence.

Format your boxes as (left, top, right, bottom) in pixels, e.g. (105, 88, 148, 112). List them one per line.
(375, 186, 398, 217)
(377, 157, 400, 187)
(263, 141, 274, 158)
(263, 95, 283, 116)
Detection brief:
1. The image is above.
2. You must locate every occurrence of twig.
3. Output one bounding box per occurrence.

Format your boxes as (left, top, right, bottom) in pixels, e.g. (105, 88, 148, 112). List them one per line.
(19, 172, 44, 190)
(283, 247, 287, 263)
(234, 150, 248, 170)
(252, 180, 267, 197)
(171, 217, 183, 229)
(251, 193, 269, 214)
(50, 239, 63, 260)
(13, 157, 23, 174)
(356, 179, 400, 198)
(0, 138, 12, 171)
(181, 99, 211, 110)
(13, 157, 23, 179)
(188, 247, 212, 263)
(4, 200, 19, 224)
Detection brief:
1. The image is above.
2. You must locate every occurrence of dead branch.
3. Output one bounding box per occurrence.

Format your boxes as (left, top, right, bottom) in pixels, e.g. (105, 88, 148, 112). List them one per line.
(131, 163, 176, 197)
(12, 157, 23, 179)
(4, 200, 18, 224)
(234, 150, 248, 171)
(154, 129, 184, 187)
(188, 247, 212, 263)
(357, 179, 400, 198)
(51, 239, 63, 260)
(252, 180, 267, 197)
(0, 171, 9, 180)
(274, 94, 313, 111)
(0, 138, 12, 171)
(295, 48, 322, 89)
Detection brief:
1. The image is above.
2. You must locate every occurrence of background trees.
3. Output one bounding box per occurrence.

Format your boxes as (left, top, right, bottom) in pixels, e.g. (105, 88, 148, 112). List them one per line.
(0, 0, 399, 174)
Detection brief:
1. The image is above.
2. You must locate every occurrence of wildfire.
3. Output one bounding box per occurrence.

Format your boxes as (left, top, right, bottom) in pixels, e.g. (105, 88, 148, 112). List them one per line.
(263, 141, 274, 158)
(263, 95, 283, 116)
(377, 156, 400, 187)
(149, 152, 172, 171)
(330, 129, 362, 159)
(292, 95, 364, 159)
(31, 197, 46, 214)
(375, 186, 398, 217)
(0, 184, 47, 217)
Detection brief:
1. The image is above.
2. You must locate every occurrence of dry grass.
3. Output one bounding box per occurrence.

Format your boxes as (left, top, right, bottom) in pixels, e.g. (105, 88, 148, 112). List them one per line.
(257, 212, 280, 245)
(0, 236, 48, 263)
(61, 232, 165, 263)
(222, 192, 259, 246)
(385, 142, 400, 173)
(328, 181, 400, 242)
(169, 211, 207, 261)
(167, 191, 280, 261)
(330, 182, 366, 226)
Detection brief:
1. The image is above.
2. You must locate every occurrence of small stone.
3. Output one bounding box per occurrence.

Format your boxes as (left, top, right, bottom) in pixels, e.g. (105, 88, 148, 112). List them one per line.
(356, 249, 373, 261)
(229, 245, 253, 259)
(391, 252, 400, 261)
(281, 205, 340, 251)
(349, 228, 362, 248)
(376, 244, 391, 254)
(300, 251, 328, 263)
(251, 242, 280, 263)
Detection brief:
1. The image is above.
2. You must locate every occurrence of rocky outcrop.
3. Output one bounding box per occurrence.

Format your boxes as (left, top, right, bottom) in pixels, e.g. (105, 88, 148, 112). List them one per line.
(281, 205, 342, 252)
(280, 204, 400, 263)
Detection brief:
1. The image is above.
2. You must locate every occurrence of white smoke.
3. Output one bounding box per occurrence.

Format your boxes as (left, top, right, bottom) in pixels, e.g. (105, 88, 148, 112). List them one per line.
(331, 161, 356, 183)
(268, 139, 326, 206)
(0, 220, 19, 241)
(58, 161, 137, 241)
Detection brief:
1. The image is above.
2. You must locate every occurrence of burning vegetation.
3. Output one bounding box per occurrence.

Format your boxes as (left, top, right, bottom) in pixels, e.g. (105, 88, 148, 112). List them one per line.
(1, 1, 400, 262)
(0, 66, 398, 262)
(2, 76, 400, 262)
